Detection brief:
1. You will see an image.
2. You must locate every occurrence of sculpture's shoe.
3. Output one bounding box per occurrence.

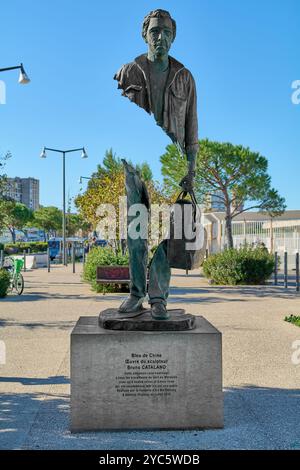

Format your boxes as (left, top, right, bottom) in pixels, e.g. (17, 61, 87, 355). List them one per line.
(118, 295, 145, 313)
(151, 303, 170, 321)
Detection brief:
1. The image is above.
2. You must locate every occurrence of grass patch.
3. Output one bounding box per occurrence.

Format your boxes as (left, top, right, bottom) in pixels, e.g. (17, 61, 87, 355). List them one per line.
(284, 315, 300, 327)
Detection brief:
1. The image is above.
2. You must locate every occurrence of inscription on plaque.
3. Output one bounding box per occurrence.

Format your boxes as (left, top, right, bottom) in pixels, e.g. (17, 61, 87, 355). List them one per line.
(115, 353, 178, 398)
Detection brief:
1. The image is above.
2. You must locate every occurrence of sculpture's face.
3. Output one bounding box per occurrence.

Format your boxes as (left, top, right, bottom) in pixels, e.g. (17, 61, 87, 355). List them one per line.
(146, 17, 174, 57)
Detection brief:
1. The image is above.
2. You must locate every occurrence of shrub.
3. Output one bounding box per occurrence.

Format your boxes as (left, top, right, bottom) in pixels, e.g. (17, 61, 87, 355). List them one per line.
(0, 269, 11, 298)
(202, 245, 275, 285)
(284, 315, 300, 327)
(0, 242, 4, 252)
(4, 242, 48, 254)
(83, 247, 129, 293)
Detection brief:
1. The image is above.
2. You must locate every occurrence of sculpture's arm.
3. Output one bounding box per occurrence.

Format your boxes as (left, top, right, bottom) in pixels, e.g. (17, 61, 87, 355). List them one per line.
(180, 72, 199, 192)
(179, 150, 197, 192)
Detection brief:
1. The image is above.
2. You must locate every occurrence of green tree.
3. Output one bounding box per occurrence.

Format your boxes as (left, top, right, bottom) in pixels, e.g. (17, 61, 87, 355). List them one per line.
(136, 162, 153, 182)
(100, 148, 124, 175)
(75, 149, 170, 252)
(90, 148, 153, 182)
(0, 151, 12, 232)
(0, 201, 33, 242)
(160, 139, 286, 248)
(0, 152, 11, 198)
(32, 206, 62, 240)
(67, 213, 91, 237)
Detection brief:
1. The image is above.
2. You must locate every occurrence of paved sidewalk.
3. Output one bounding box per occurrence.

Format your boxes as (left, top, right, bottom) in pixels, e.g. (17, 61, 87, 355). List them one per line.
(0, 265, 299, 449)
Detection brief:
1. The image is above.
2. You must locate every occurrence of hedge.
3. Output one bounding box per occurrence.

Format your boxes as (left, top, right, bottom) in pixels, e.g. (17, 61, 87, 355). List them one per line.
(4, 242, 48, 254)
(0, 269, 11, 298)
(83, 247, 129, 293)
(202, 245, 275, 285)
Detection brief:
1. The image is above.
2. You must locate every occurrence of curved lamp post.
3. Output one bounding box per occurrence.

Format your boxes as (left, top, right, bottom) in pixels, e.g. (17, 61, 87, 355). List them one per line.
(40, 146, 88, 265)
(0, 63, 30, 84)
(78, 176, 91, 185)
(78, 176, 92, 190)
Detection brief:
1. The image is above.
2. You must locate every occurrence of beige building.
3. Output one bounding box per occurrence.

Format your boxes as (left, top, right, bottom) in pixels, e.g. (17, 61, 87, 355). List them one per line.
(204, 210, 300, 266)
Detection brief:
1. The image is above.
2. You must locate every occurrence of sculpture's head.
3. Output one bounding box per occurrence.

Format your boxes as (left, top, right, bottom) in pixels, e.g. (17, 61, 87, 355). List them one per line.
(142, 9, 176, 58)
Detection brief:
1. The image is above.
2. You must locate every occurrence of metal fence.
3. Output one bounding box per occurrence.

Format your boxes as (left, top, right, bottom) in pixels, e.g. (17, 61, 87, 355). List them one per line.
(230, 220, 300, 267)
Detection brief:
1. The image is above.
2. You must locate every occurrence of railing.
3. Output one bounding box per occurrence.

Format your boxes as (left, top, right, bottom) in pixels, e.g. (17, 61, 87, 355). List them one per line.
(0, 243, 85, 274)
(274, 251, 300, 292)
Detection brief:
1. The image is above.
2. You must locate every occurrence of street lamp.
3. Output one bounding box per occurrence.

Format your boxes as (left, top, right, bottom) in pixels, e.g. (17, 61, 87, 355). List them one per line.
(78, 176, 91, 184)
(40, 146, 88, 265)
(0, 63, 30, 84)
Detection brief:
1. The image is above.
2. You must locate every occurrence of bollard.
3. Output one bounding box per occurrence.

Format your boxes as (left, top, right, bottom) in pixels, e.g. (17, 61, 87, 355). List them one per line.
(72, 243, 75, 274)
(47, 247, 50, 273)
(23, 250, 26, 272)
(284, 252, 288, 289)
(296, 252, 299, 292)
(0, 250, 3, 268)
(274, 251, 278, 286)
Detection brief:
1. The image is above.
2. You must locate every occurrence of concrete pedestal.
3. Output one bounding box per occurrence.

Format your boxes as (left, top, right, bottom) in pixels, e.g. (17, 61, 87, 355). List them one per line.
(70, 316, 223, 432)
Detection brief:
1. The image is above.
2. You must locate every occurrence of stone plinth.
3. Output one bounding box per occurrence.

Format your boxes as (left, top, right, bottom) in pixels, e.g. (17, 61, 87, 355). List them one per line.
(70, 316, 223, 431)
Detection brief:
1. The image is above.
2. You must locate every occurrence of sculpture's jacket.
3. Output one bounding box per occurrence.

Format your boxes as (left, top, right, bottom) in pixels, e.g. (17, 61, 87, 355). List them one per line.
(114, 54, 199, 155)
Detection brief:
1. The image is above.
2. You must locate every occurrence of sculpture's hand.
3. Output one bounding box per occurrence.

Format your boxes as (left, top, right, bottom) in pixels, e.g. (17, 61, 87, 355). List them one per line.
(179, 171, 195, 192)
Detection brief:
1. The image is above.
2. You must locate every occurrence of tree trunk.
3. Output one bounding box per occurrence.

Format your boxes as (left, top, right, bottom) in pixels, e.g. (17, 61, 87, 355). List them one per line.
(121, 239, 127, 256)
(9, 227, 16, 243)
(225, 211, 233, 249)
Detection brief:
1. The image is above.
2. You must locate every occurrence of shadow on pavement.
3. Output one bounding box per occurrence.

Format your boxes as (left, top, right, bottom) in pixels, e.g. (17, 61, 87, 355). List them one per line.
(0, 320, 76, 330)
(168, 296, 246, 304)
(0, 385, 299, 449)
(1, 283, 298, 304)
(0, 294, 98, 302)
(0, 375, 69, 385)
(170, 285, 299, 299)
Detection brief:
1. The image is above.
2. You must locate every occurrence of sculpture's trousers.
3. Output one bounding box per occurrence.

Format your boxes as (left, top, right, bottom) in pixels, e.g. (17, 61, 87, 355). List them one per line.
(124, 161, 171, 306)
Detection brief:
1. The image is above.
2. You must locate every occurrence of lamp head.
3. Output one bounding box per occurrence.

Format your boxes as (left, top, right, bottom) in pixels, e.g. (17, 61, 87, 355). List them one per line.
(81, 147, 88, 159)
(18, 63, 30, 84)
(40, 147, 47, 158)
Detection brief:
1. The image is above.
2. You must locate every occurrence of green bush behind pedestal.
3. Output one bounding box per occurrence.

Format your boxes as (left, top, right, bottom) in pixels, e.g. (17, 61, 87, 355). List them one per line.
(4, 242, 48, 254)
(203, 245, 275, 285)
(0, 269, 11, 298)
(83, 247, 129, 293)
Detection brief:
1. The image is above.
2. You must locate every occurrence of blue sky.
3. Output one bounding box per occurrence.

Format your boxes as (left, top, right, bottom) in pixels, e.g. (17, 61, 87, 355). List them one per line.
(0, 0, 299, 209)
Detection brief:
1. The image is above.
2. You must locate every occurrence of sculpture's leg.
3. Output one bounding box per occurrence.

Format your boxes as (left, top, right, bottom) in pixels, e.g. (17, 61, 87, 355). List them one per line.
(127, 235, 148, 299)
(148, 239, 171, 319)
(118, 160, 148, 314)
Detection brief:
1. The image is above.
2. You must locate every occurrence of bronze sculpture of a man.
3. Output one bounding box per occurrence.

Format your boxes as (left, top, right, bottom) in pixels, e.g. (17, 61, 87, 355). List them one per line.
(114, 9, 199, 321)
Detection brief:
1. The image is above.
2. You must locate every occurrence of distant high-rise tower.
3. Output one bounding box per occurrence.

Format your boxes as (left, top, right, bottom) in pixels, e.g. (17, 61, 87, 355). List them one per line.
(5, 177, 22, 203)
(202, 190, 225, 212)
(5, 177, 40, 211)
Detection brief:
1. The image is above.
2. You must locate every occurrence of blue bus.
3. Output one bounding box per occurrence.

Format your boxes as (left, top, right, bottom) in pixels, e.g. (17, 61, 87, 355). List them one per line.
(48, 238, 84, 261)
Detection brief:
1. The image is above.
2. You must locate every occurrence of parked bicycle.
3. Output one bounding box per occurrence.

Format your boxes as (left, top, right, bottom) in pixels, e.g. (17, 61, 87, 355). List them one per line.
(2, 256, 24, 295)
